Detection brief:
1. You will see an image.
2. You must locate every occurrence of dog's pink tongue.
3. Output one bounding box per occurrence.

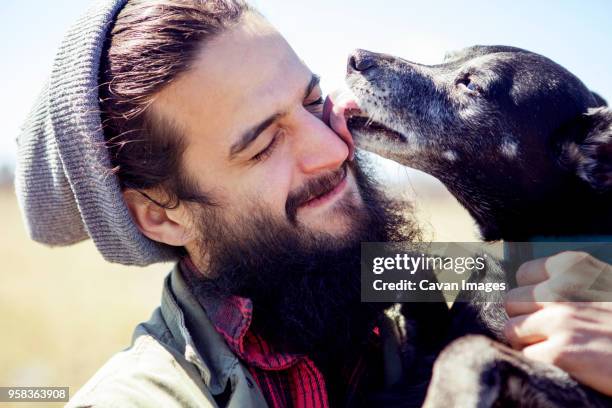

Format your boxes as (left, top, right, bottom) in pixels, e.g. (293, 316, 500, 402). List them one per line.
(322, 89, 358, 161)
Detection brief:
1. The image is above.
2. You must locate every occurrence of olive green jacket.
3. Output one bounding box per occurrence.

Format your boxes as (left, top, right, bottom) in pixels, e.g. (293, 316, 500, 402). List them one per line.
(66, 265, 407, 407)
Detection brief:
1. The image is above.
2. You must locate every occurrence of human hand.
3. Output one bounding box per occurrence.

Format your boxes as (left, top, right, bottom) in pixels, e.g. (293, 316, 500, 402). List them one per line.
(503, 251, 612, 396)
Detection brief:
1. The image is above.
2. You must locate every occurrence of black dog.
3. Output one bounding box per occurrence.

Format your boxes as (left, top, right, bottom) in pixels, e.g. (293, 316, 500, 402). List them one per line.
(345, 45, 611, 242)
(343, 46, 612, 407)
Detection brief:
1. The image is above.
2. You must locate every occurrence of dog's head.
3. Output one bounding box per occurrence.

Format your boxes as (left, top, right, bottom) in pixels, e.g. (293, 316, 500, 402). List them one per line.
(344, 45, 612, 239)
(345, 46, 611, 197)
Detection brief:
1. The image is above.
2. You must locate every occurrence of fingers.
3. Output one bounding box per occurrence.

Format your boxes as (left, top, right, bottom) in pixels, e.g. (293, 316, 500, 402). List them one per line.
(504, 283, 561, 317)
(517, 306, 612, 397)
(505, 284, 612, 320)
(504, 303, 611, 350)
(512, 252, 612, 303)
(515, 257, 549, 286)
(521, 337, 566, 366)
(504, 284, 541, 317)
(504, 308, 558, 349)
(504, 305, 572, 349)
(503, 312, 548, 348)
(516, 251, 607, 287)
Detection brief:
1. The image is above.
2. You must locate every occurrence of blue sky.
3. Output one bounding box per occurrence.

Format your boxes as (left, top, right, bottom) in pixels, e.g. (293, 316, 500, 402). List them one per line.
(1, 0, 611, 166)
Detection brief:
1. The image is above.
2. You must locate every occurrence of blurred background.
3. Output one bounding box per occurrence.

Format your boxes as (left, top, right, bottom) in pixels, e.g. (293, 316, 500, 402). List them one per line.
(0, 0, 610, 405)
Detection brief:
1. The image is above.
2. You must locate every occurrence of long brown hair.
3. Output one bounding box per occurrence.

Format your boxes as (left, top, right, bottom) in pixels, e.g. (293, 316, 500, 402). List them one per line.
(99, 0, 251, 209)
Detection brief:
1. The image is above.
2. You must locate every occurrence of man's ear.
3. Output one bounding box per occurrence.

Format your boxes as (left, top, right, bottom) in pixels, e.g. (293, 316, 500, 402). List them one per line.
(123, 189, 195, 246)
(560, 107, 612, 191)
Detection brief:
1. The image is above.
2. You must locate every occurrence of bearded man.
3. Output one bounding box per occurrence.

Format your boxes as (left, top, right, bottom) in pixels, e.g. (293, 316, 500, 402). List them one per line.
(16, 0, 440, 406)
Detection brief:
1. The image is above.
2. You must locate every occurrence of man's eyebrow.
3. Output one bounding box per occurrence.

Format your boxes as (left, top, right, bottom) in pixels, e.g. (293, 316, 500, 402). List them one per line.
(228, 73, 321, 160)
(229, 113, 284, 159)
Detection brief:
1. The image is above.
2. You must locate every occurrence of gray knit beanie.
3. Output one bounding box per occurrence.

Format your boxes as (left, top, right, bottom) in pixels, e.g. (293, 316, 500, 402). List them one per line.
(15, 0, 179, 266)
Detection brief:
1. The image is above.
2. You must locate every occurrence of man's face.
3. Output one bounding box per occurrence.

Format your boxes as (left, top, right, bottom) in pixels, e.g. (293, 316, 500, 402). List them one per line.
(154, 13, 361, 242)
(148, 12, 419, 357)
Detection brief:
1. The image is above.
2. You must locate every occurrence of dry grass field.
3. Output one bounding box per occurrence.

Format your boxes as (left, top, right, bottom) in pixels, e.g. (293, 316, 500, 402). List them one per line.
(0, 170, 479, 406)
(0, 187, 171, 407)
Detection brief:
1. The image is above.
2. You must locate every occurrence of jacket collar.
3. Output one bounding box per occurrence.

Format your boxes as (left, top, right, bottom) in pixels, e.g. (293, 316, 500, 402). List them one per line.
(160, 262, 237, 395)
(159, 257, 410, 397)
(179, 256, 305, 370)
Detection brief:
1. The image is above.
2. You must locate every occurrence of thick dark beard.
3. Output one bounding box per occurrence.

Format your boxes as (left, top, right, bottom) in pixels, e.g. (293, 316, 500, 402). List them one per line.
(189, 155, 420, 363)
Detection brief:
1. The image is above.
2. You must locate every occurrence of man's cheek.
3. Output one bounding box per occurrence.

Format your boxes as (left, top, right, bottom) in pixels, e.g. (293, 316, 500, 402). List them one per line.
(253, 172, 293, 216)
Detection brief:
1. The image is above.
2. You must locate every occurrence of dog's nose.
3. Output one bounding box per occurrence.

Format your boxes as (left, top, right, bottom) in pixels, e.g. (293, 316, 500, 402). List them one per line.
(348, 49, 377, 73)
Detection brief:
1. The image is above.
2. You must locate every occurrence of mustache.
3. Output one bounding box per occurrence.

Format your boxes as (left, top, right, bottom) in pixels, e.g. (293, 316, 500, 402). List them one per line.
(285, 162, 348, 223)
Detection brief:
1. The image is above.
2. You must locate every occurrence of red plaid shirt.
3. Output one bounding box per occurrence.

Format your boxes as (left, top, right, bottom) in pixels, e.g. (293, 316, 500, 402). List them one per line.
(180, 257, 377, 408)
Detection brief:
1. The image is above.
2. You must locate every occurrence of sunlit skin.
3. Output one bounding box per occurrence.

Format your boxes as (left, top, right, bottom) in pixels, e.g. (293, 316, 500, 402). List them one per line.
(123, 13, 361, 268)
(504, 251, 612, 396)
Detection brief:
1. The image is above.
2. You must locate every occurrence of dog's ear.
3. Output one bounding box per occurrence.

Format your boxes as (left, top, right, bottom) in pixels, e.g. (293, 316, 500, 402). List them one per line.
(592, 91, 608, 107)
(560, 107, 612, 191)
(443, 49, 463, 62)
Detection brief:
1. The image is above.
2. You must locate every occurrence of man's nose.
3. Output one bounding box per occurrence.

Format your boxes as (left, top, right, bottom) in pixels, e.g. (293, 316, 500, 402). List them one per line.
(347, 49, 379, 73)
(294, 111, 349, 174)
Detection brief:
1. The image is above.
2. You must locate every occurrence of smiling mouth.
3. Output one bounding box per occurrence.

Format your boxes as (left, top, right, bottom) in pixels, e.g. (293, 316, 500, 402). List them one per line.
(345, 110, 407, 144)
(301, 165, 348, 209)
